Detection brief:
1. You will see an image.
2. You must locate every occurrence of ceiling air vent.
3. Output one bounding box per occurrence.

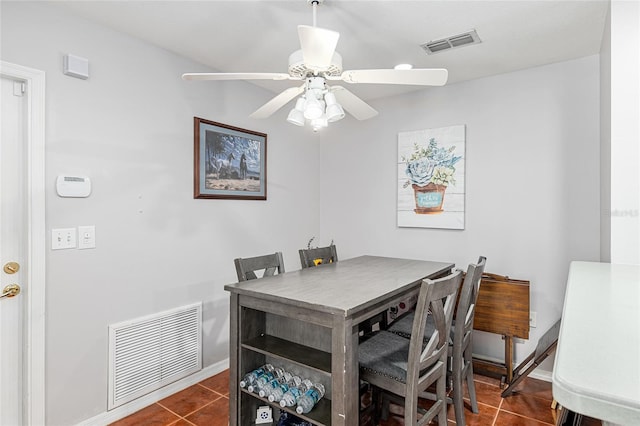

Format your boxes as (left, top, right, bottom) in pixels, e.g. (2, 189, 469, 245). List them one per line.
(421, 29, 481, 55)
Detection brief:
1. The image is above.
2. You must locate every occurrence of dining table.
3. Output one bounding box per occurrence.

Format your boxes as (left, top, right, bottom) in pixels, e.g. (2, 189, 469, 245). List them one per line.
(552, 261, 640, 426)
(224, 255, 454, 425)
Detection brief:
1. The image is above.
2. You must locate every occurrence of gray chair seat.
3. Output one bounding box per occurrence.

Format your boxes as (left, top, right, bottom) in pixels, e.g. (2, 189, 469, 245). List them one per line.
(359, 331, 413, 383)
(387, 312, 438, 341)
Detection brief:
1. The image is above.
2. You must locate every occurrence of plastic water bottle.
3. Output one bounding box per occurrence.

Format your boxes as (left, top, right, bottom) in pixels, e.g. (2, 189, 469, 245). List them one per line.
(239, 364, 274, 389)
(279, 379, 312, 407)
(296, 383, 325, 414)
(248, 367, 285, 394)
(259, 371, 292, 398)
(268, 375, 302, 403)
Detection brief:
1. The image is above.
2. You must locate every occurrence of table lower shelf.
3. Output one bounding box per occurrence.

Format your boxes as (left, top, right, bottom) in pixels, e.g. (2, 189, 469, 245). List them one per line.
(241, 388, 332, 426)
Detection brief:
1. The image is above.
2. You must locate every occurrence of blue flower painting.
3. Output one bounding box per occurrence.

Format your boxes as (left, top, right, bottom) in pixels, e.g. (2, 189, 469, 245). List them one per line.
(397, 125, 465, 229)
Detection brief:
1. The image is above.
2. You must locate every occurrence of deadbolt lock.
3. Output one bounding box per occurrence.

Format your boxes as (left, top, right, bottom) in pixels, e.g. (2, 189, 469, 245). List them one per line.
(3, 262, 20, 274)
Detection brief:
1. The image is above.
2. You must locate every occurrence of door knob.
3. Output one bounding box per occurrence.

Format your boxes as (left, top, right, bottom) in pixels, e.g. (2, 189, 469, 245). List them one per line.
(3, 262, 20, 274)
(1, 284, 21, 299)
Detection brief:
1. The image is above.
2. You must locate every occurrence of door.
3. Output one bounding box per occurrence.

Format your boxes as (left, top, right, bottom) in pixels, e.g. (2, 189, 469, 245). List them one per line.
(0, 61, 46, 426)
(0, 73, 27, 426)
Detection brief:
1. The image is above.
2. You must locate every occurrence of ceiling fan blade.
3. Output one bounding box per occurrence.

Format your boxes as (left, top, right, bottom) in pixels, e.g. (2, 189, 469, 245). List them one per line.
(298, 25, 340, 70)
(331, 68, 449, 86)
(330, 86, 378, 121)
(182, 72, 293, 81)
(250, 85, 305, 119)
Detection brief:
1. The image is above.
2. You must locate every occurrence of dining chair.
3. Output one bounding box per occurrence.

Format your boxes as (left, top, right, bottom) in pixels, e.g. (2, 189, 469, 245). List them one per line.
(298, 244, 338, 268)
(358, 270, 462, 426)
(386, 256, 487, 426)
(234, 252, 285, 282)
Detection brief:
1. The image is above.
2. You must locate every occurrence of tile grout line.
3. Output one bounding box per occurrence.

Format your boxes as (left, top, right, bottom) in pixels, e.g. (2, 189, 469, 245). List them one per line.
(491, 397, 504, 426)
(168, 415, 198, 426)
(499, 408, 555, 426)
(155, 402, 188, 421)
(197, 382, 228, 398)
(155, 383, 226, 424)
(500, 392, 557, 425)
(157, 398, 218, 423)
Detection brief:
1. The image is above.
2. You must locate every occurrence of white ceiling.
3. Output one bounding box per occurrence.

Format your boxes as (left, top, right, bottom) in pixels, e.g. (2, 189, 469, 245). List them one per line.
(53, 0, 609, 101)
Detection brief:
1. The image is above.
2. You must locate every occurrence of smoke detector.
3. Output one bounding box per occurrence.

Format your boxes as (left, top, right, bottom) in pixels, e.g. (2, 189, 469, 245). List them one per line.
(421, 29, 482, 55)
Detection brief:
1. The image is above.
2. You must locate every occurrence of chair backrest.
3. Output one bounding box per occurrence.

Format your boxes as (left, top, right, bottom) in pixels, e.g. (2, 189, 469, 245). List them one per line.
(407, 270, 462, 393)
(234, 252, 285, 282)
(452, 257, 487, 353)
(298, 245, 338, 269)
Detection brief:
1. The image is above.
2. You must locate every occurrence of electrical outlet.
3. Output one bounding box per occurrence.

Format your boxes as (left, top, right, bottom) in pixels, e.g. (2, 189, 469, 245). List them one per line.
(255, 406, 272, 424)
(530, 311, 537, 328)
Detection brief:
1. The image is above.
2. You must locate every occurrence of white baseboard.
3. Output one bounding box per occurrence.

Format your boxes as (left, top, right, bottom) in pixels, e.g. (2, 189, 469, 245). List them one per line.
(76, 359, 229, 426)
(527, 368, 552, 383)
(473, 353, 553, 383)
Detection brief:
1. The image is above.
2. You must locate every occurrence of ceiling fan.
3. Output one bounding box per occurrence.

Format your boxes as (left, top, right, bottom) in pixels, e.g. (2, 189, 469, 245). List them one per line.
(182, 0, 448, 130)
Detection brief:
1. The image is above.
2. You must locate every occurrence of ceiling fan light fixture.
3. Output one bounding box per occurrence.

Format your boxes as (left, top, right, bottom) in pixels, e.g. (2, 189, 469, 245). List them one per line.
(304, 94, 323, 119)
(287, 109, 305, 126)
(311, 115, 328, 132)
(394, 63, 413, 70)
(324, 92, 345, 122)
(286, 97, 306, 126)
(326, 103, 345, 122)
(292, 96, 306, 112)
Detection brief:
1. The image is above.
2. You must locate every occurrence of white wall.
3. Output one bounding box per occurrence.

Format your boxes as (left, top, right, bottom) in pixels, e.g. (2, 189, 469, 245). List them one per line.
(1, 3, 321, 425)
(318, 56, 601, 369)
(600, 2, 612, 262)
(609, 0, 640, 265)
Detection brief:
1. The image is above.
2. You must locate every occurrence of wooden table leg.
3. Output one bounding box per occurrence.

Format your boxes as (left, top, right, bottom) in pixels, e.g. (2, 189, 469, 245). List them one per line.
(504, 335, 514, 384)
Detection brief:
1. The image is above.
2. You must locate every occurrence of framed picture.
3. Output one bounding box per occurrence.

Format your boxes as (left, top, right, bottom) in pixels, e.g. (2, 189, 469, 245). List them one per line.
(397, 125, 465, 229)
(194, 117, 267, 200)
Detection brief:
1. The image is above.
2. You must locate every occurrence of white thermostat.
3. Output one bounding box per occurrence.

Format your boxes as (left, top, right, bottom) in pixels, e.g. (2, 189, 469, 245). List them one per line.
(56, 175, 91, 198)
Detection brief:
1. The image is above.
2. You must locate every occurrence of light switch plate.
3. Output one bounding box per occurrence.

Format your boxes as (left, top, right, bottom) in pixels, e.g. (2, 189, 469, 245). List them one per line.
(78, 225, 96, 249)
(52, 228, 77, 250)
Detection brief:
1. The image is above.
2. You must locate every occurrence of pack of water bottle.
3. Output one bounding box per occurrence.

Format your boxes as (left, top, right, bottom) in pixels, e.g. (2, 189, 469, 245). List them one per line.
(240, 364, 326, 415)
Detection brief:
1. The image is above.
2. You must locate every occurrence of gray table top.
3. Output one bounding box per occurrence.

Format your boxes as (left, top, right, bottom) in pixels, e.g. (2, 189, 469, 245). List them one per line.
(225, 255, 454, 317)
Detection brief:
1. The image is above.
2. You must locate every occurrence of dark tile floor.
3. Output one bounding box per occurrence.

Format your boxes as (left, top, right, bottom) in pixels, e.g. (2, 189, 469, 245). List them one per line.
(109, 370, 602, 426)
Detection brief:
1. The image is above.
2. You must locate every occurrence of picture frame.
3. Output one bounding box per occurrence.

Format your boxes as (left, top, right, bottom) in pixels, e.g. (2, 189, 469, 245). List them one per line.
(397, 125, 465, 229)
(193, 117, 267, 200)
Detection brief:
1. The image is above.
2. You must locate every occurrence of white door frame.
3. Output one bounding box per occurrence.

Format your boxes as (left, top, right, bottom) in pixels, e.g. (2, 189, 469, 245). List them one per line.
(1, 61, 46, 426)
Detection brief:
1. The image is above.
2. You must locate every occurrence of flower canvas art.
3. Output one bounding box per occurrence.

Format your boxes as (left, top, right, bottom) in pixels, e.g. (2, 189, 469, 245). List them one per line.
(397, 125, 465, 229)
